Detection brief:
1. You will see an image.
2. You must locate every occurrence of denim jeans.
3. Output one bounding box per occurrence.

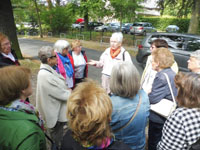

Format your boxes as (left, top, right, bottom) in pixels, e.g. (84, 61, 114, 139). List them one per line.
(148, 120, 164, 150)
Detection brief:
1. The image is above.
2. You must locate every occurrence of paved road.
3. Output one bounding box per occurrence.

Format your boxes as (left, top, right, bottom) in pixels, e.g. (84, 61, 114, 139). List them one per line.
(19, 38, 143, 83)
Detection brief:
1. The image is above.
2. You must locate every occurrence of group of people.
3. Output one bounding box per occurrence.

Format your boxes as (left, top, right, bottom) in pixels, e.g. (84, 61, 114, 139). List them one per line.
(0, 31, 200, 150)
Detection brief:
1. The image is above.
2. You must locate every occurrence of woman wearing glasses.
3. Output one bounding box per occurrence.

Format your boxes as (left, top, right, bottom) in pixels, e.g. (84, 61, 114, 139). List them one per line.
(0, 32, 20, 68)
(69, 40, 88, 86)
(36, 46, 71, 149)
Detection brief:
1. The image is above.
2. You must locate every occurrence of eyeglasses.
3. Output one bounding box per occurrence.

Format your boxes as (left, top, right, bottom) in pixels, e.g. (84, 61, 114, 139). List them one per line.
(49, 55, 57, 59)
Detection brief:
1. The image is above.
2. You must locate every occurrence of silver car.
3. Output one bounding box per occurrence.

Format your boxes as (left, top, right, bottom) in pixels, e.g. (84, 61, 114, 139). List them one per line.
(94, 24, 109, 32)
(166, 25, 179, 33)
(130, 22, 157, 35)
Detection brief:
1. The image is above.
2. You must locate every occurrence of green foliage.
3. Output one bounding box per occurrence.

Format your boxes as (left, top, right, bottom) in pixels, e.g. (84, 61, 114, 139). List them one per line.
(137, 17, 193, 33)
(109, 0, 141, 22)
(41, 6, 74, 34)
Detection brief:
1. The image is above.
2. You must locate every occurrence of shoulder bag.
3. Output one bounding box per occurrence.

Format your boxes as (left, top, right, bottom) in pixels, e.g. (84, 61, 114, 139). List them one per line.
(150, 73, 177, 118)
(113, 95, 142, 133)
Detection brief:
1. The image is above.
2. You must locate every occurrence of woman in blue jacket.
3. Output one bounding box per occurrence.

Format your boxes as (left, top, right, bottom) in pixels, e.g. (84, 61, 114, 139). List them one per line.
(148, 48, 178, 150)
(110, 62, 150, 150)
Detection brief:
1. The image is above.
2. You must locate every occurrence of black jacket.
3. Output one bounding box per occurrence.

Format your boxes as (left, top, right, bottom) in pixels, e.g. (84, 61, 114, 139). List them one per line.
(61, 130, 131, 150)
(0, 49, 20, 68)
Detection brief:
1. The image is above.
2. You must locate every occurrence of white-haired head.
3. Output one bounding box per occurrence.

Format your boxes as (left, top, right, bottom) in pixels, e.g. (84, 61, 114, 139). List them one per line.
(54, 40, 70, 54)
(110, 32, 123, 43)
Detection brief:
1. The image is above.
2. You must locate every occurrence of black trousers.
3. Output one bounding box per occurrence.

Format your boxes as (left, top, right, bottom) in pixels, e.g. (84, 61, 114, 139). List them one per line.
(148, 120, 164, 150)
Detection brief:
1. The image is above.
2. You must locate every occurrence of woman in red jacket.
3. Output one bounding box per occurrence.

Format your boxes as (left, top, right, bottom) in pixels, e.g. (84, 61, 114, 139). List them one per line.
(69, 40, 88, 86)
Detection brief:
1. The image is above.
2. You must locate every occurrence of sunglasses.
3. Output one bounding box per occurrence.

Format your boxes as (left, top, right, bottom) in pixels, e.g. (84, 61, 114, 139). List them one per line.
(49, 55, 57, 59)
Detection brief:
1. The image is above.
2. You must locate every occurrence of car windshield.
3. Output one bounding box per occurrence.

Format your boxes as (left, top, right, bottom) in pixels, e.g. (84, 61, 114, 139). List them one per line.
(133, 23, 144, 26)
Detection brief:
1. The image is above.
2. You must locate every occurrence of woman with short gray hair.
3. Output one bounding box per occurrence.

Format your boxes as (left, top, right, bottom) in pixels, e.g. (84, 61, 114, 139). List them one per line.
(36, 46, 71, 149)
(54, 40, 74, 88)
(88, 32, 133, 94)
(110, 62, 150, 150)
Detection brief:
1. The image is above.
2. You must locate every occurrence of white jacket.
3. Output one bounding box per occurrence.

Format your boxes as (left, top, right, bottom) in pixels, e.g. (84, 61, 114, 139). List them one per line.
(36, 64, 71, 128)
(96, 47, 133, 76)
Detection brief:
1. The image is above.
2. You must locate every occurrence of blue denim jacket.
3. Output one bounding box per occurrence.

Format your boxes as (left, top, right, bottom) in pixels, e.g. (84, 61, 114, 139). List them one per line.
(148, 68, 178, 124)
(110, 90, 150, 150)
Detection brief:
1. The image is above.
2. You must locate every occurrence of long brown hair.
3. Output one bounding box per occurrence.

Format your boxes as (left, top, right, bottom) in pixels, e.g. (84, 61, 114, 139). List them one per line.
(0, 66, 31, 105)
(175, 72, 200, 108)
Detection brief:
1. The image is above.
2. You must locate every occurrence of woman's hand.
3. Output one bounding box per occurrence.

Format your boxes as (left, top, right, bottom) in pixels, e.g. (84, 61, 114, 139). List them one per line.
(87, 59, 97, 66)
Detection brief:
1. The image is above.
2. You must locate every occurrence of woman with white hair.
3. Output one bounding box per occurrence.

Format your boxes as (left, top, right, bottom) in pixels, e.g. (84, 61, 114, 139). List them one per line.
(88, 32, 133, 94)
(110, 62, 150, 150)
(36, 46, 71, 149)
(54, 40, 74, 88)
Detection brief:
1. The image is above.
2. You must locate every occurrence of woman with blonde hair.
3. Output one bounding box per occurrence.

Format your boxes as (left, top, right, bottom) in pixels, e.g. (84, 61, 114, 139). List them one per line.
(110, 62, 150, 150)
(69, 40, 88, 85)
(61, 80, 131, 150)
(158, 72, 200, 150)
(0, 66, 46, 150)
(148, 48, 178, 150)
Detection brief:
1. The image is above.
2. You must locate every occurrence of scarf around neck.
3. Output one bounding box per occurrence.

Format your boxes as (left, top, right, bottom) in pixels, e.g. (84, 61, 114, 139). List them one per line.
(110, 47, 121, 59)
(0, 99, 45, 130)
(57, 53, 74, 78)
(82, 137, 113, 150)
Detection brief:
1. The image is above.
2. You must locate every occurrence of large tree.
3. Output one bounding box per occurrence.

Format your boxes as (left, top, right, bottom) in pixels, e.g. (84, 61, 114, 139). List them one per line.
(0, 0, 22, 58)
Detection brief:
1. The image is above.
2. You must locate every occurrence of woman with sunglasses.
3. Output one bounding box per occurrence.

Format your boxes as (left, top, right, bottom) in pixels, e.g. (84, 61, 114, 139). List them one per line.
(36, 46, 71, 149)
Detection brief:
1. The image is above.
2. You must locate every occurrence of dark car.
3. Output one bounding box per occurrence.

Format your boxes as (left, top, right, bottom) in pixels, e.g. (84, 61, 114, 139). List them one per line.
(88, 22, 103, 29)
(121, 23, 132, 34)
(136, 32, 200, 72)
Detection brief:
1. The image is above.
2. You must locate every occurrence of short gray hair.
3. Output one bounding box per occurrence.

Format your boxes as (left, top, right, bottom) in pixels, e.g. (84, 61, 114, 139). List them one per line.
(110, 62, 140, 98)
(190, 50, 200, 61)
(110, 32, 123, 43)
(54, 40, 70, 54)
(38, 46, 54, 64)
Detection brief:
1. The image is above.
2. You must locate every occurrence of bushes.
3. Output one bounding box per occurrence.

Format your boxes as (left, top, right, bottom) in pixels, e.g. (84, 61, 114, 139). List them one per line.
(136, 17, 195, 33)
(41, 7, 74, 34)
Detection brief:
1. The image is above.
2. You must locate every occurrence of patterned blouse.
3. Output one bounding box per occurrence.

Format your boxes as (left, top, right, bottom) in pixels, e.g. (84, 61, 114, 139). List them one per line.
(157, 107, 200, 150)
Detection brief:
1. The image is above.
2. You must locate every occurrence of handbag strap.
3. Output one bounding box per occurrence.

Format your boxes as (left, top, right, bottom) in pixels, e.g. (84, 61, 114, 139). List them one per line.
(113, 95, 142, 133)
(163, 73, 176, 104)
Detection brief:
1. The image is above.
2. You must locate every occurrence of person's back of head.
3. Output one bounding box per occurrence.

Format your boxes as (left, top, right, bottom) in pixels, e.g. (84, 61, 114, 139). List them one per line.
(110, 62, 140, 98)
(0, 66, 31, 105)
(152, 47, 174, 69)
(175, 72, 200, 108)
(66, 79, 113, 147)
(152, 39, 168, 48)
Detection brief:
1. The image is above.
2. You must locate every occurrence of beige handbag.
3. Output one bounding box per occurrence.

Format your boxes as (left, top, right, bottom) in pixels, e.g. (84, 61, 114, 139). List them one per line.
(150, 73, 177, 118)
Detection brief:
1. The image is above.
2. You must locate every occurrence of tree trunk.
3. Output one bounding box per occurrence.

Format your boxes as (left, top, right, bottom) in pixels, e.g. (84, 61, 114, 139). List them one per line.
(188, 0, 200, 34)
(0, 0, 22, 59)
(34, 0, 43, 38)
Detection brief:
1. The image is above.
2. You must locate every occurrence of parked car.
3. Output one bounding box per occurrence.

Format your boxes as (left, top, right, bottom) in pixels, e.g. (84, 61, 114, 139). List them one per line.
(121, 23, 132, 34)
(72, 22, 84, 29)
(94, 24, 109, 32)
(130, 22, 157, 35)
(136, 32, 200, 72)
(88, 22, 103, 29)
(166, 25, 179, 33)
(107, 23, 120, 32)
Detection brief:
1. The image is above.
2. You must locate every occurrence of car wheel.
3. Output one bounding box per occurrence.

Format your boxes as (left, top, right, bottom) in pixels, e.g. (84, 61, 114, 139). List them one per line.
(103, 29, 107, 32)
